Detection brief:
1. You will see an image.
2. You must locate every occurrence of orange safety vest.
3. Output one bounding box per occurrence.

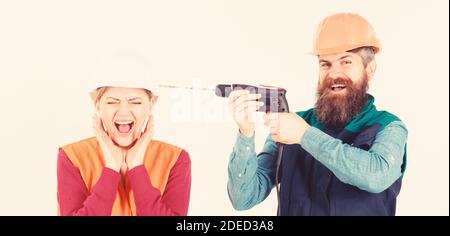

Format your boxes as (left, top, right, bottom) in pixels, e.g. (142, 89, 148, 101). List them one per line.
(60, 137, 182, 216)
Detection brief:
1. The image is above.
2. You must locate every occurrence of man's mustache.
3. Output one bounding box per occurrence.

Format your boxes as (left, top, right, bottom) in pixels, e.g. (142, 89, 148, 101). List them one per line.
(323, 77, 352, 87)
(319, 76, 354, 95)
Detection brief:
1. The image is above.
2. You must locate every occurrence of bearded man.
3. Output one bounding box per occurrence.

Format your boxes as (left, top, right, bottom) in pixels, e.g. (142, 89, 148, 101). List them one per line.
(226, 13, 407, 216)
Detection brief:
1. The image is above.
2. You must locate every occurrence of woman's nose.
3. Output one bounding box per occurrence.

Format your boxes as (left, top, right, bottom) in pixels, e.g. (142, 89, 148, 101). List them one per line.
(117, 103, 131, 115)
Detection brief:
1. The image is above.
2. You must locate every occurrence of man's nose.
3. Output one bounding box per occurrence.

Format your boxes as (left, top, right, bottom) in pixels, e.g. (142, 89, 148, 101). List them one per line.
(327, 65, 344, 80)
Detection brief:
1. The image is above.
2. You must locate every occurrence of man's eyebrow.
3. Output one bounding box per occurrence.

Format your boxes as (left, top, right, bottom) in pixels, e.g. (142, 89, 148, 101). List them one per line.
(105, 97, 120, 100)
(319, 55, 352, 64)
(339, 55, 352, 60)
(128, 97, 142, 101)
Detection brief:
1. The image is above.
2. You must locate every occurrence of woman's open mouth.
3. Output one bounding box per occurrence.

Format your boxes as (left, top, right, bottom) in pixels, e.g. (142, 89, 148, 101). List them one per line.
(114, 120, 135, 136)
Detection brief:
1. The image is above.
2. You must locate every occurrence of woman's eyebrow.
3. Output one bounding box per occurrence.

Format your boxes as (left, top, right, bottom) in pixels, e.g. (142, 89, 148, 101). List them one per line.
(105, 97, 120, 101)
(128, 97, 142, 101)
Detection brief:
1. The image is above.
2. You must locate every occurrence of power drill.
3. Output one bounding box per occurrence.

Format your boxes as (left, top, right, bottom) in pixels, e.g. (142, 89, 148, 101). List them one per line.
(215, 84, 290, 113)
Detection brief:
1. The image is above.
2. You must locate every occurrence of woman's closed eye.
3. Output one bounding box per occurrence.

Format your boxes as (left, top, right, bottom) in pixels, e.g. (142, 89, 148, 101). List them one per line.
(129, 98, 143, 105)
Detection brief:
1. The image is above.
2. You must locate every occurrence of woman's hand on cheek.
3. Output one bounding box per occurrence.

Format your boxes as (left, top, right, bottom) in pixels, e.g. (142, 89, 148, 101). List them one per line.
(126, 115, 154, 170)
(93, 114, 125, 172)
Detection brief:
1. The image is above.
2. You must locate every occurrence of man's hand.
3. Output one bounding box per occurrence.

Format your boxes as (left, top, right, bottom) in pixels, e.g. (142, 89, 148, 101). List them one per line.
(93, 114, 125, 173)
(125, 115, 154, 170)
(264, 113, 311, 144)
(229, 90, 264, 138)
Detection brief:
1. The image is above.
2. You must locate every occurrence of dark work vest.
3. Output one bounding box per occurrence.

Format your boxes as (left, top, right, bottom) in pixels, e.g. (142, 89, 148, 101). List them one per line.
(279, 95, 407, 216)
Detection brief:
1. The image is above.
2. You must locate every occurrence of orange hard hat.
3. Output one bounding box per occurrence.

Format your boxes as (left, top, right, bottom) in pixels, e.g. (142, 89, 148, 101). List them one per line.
(311, 13, 381, 55)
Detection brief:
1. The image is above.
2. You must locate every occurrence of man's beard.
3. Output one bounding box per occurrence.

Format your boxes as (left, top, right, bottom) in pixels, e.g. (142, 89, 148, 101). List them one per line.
(315, 73, 370, 127)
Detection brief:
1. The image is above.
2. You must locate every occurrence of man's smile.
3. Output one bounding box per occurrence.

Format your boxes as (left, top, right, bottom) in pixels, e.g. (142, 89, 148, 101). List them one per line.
(330, 84, 347, 93)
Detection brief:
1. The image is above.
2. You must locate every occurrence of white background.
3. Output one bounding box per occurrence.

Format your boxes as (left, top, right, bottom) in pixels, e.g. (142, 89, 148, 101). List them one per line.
(0, 0, 448, 215)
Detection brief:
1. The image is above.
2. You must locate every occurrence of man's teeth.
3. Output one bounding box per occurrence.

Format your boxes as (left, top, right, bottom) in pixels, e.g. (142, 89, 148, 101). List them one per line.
(331, 84, 346, 89)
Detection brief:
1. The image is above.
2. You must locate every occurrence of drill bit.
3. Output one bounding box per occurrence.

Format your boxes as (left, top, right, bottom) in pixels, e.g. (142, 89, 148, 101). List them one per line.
(158, 84, 215, 92)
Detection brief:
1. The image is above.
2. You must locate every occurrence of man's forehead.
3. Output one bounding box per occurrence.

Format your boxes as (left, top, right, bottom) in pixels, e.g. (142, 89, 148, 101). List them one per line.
(318, 52, 356, 61)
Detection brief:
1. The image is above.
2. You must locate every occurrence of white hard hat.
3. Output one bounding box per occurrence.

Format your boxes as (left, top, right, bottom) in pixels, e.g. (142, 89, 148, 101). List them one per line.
(90, 52, 159, 96)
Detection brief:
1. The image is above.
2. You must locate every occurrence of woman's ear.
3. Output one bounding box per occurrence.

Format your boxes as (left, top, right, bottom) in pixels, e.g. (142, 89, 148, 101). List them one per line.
(149, 95, 158, 112)
(95, 104, 101, 117)
(366, 59, 377, 81)
(152, 95, 158, 105)
(94, 106, 106, 132)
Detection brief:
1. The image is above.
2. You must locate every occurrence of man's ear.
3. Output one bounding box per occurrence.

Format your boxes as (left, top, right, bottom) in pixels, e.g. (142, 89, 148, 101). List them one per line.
(366, 59, 377, 81)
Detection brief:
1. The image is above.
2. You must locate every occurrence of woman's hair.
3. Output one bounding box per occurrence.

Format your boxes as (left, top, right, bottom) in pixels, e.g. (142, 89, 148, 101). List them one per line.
(90, 87, 155, 105)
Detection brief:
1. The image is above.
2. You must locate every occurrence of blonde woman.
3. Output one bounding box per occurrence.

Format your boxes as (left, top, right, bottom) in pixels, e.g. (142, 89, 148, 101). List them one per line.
(57, 54, 191, 215)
